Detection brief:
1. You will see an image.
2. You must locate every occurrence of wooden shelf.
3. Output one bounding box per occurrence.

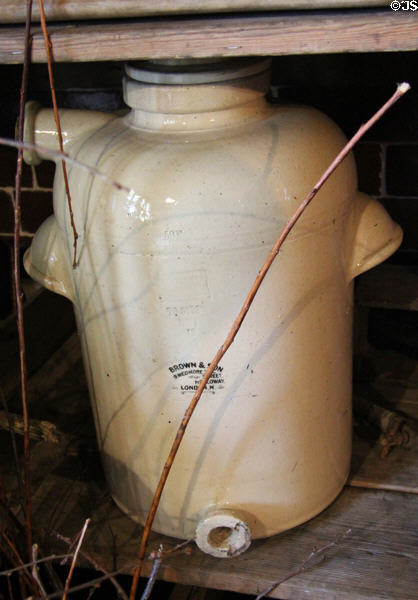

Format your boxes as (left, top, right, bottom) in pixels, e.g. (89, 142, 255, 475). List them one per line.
(1, 9, 417, 64)
(0, 1, 389, 24)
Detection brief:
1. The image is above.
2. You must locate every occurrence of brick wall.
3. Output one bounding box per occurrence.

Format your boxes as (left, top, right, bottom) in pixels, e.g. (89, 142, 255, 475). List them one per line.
(0, 53, 417, 316)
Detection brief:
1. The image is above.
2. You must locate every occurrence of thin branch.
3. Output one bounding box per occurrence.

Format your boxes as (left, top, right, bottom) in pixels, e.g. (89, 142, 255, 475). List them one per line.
(255, 529, 352, 600)
(0, 554, 72, 577)
(55, 531, 128, 600)
(38, 0, 78, 268)
(140, 546, 162, 600)
(7, 574, 15, 600)
(59, 521, 93, 567)
(156, 538, 194, 559)
(62, 518, 90, 600)
(86, 586, 98, 600)
(31, 544, 47, 599)
(43, 564, 138, 600)
(0, 533, 36, 593)
(128, 81, 411, 599)
(0, 137, 132, 196)
(13, 0, 33, 562)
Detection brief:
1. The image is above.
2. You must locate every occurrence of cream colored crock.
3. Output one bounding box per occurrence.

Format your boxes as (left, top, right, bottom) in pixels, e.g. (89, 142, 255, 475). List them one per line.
(24, 58, 402, 557)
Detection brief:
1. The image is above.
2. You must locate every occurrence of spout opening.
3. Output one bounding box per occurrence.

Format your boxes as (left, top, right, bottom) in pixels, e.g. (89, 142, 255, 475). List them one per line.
(207, 526, 234, 550)
(195, 512, 251, 558)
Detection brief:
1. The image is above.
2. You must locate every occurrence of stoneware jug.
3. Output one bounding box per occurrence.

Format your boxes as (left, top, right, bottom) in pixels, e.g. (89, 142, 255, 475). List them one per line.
(24, 58, 402, 558)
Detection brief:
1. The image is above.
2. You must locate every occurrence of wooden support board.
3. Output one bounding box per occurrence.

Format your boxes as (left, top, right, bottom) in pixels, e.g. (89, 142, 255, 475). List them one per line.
(30, 461, 418, 600)
(0, 1, 389, 24)
(0, 10, 417, 64)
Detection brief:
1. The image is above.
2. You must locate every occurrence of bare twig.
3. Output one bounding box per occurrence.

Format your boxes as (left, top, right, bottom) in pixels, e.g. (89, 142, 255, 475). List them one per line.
(0, 532, 36, 593)
(140, 546, 162, 600)
(255, 529, 352, 599)
(0, 554, 72, 577)
(128, 82, 411, 599)
(86, 586, 97, 600)
(55, 531, 128, 600)
(38, 0, 78, 267)
(43, 564, 138, 600)
(155, 538, 194, 559)
(7, 574, 15, 600)
(31, 544, 47, 599)
(62, 518, 90, 600)
(0, 137, 132, 196)
(13, 0, 33, 562)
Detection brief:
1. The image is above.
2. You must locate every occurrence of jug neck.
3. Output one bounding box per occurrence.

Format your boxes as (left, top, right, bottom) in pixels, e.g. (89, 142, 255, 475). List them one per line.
(123, 58, 274, 132)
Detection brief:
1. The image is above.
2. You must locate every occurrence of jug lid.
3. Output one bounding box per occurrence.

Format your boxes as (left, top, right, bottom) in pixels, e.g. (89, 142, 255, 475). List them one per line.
(125, 57, 271, 85)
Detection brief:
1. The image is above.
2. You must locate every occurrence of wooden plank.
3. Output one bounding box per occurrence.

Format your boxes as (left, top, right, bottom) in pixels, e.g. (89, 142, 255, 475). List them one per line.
(350, 428, 418, 493)
(1, 10, 417, 64)
(0, 1, 389, 24)
(24, 332, 82, 404)
(356, 264, 418, 311)
(0, 290, 76, 401)
(30, 463, 418, 600)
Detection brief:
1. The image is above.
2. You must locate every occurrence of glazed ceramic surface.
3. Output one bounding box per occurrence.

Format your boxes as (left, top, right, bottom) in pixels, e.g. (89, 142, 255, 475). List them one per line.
(24, 58, 402, 557)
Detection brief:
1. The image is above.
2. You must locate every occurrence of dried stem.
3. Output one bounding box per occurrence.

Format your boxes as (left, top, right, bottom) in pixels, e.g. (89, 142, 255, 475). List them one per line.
(38, 0, 78, 268)
(255, 529, 352, 600)
(13, 0, 33, 562)
(31, 544, 47, 599)
(0, 554, 72, 577)
(55, 531, 129, 600)
(128, 82, 410, 599)
(0, 137, 132, 196)
(7, 574, 15, 600)
(140, 546, 162, 600)
(155, 538, 194, 559)
(42, 562, 140, 600)
(62, 518, 90, 600)
(0, 532, 36, 593)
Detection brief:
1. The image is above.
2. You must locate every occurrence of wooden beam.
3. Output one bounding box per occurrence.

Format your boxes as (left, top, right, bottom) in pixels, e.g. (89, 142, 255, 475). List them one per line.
(0, 10, 417, 64)
(0, 1, 390, 24)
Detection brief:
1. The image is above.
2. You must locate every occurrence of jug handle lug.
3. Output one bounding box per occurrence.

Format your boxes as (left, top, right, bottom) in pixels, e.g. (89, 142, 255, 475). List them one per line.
(345, 192, 403, 282)
(24, 215, 74, 303)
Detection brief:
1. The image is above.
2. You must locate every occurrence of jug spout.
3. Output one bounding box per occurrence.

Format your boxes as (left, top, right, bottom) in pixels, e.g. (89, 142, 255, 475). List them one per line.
(345, 192, 402, 281)
(23, 100, 115, 165)
(195, 509, 252, 558)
